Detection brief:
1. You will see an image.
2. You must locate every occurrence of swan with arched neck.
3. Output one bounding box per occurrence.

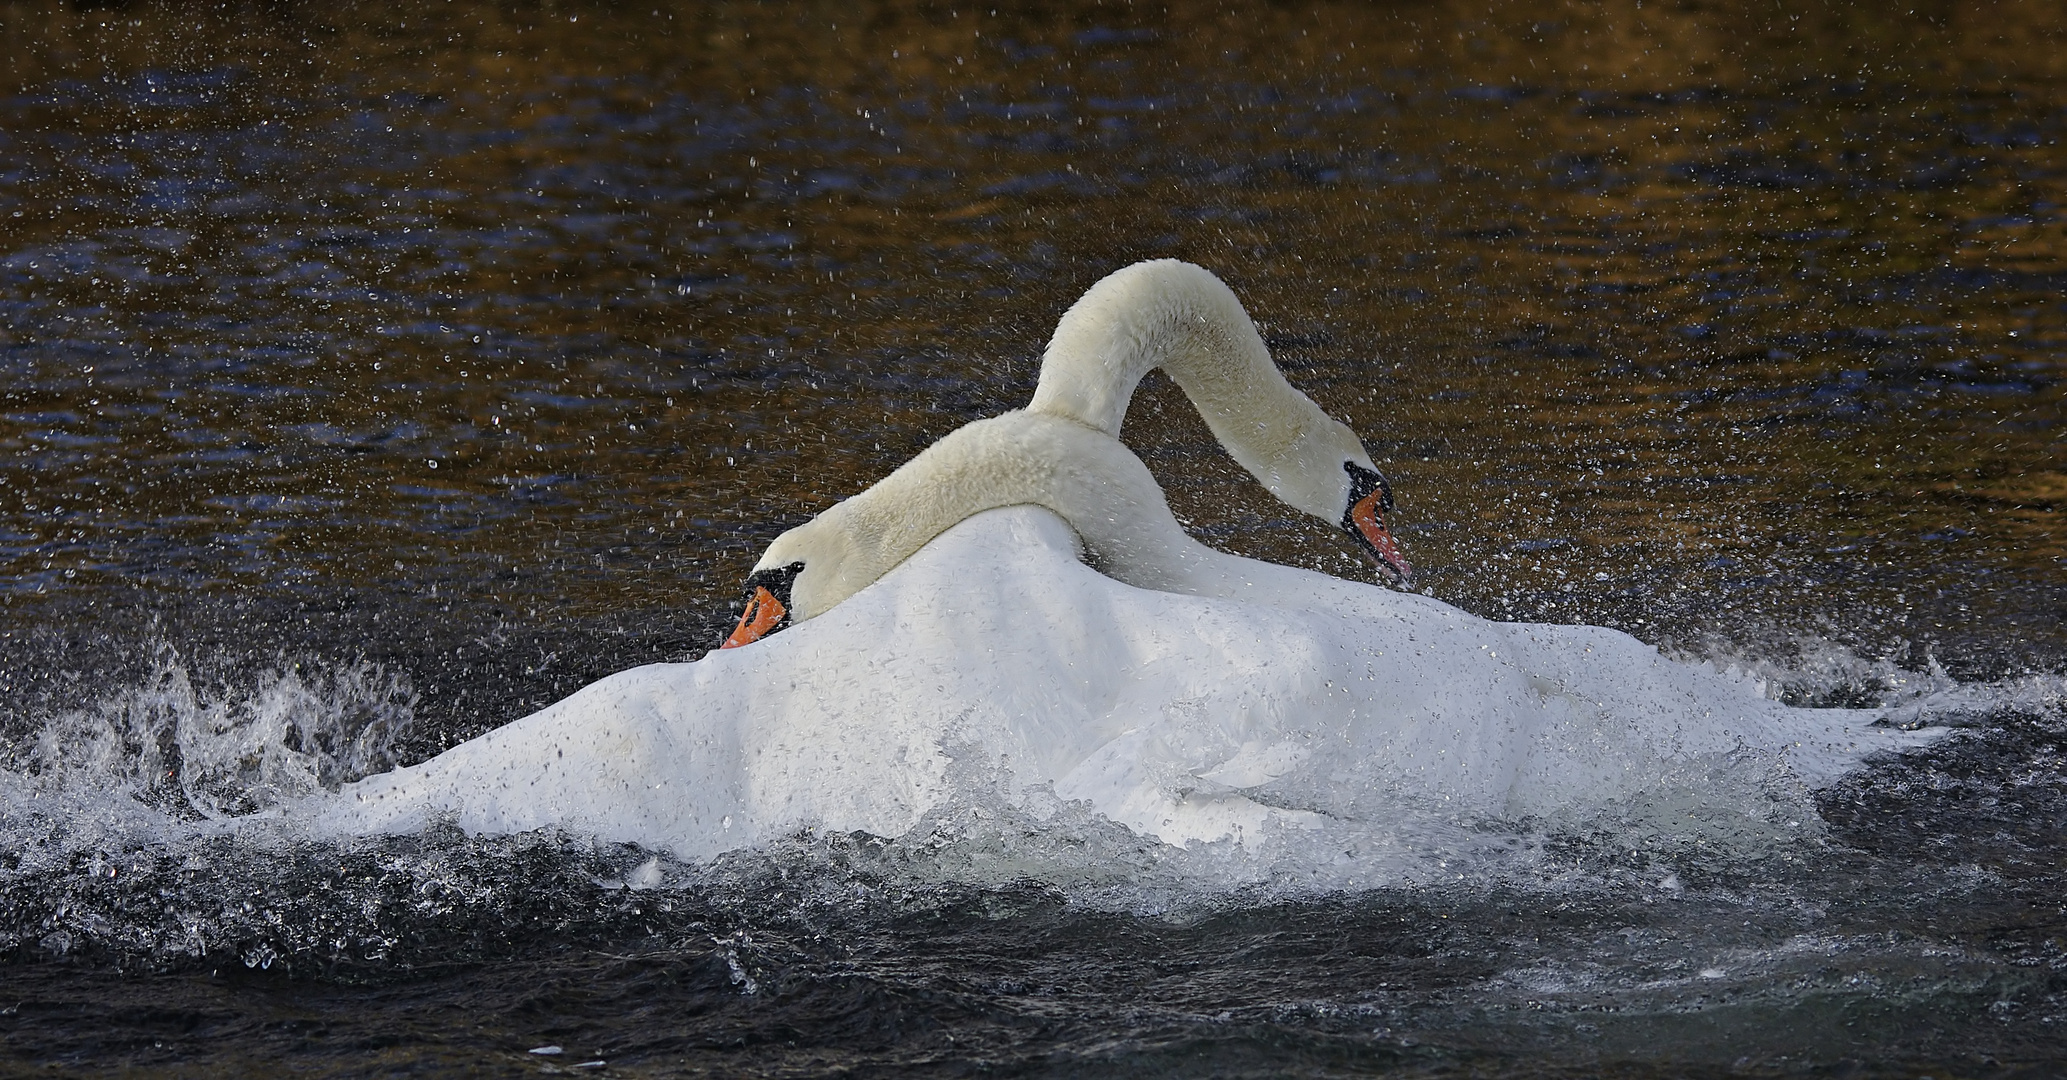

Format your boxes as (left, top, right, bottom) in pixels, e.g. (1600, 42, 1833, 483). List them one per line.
(721, 259, 1408, 649)
(317, 261, 1949, 864)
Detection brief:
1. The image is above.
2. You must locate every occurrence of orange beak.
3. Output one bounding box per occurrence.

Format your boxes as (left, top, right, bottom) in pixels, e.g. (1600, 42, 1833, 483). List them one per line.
(721, 586, 787, 649)
(1342, 463, 1412, 587)
(1349, 487, 1413, 586)
(717, 562, 804, 650)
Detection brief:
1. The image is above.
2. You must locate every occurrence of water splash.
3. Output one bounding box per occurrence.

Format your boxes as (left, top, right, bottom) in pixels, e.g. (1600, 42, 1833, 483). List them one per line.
(5, 642, 416, 820)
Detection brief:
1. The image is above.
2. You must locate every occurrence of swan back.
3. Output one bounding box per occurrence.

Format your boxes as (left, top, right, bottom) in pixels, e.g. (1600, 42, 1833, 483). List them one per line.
(1029, 259, 1376, 523)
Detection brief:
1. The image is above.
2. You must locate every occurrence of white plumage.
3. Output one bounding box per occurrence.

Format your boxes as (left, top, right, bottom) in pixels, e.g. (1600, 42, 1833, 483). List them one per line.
(317, 262, 1943, 863)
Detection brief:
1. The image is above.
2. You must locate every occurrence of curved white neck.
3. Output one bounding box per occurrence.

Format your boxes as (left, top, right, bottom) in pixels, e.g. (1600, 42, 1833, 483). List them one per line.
(768, 411, 1328, 621)
(1027, 259, 1368, 521)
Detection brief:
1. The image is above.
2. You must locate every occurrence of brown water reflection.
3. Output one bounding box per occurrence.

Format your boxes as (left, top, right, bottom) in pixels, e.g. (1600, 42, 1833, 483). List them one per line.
(0, 1, 2062, 737)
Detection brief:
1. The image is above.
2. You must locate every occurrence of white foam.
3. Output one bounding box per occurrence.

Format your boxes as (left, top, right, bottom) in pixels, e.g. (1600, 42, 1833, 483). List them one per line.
(8, 644, 414, 825)
(313, 507, 1947, 863)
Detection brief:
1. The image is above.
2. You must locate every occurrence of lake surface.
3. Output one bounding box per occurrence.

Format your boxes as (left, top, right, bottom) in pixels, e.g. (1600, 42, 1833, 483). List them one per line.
(2, 1, 2064, 1075)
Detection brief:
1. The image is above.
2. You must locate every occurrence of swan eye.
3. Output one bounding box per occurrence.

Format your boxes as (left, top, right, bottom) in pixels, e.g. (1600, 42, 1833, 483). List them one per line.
(718, 562, 806, 649)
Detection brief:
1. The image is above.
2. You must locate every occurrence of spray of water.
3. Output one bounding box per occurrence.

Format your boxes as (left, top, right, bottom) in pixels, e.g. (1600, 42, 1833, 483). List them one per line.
(1, 634, 2052, 973)
(6, 641, 416, 820)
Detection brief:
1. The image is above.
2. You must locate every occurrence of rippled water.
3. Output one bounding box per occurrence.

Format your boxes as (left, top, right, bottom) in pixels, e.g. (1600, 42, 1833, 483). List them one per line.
(3, 1, 2065, 1075)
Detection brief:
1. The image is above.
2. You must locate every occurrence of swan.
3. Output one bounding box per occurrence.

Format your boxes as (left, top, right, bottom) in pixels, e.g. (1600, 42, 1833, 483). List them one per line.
(721, 259, 1409, 649)
(314, 262, 1948, 864)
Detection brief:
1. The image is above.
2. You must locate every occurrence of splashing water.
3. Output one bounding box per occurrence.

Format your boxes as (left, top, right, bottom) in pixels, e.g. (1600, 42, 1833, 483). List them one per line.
(1, 630, 2050, 976)
(5, 643, 415, 821)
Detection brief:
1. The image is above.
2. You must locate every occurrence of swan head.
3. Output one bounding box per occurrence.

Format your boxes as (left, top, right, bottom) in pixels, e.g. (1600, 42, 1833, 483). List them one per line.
(718, 504, 878, 649)
(1260, 415, 1412, 588)
(719, 560, 806, 649)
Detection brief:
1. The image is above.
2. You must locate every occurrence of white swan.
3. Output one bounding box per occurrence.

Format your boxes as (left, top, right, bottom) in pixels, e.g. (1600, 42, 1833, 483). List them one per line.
(315, 262, 1948, 866)
(721, 260, 1408, 649)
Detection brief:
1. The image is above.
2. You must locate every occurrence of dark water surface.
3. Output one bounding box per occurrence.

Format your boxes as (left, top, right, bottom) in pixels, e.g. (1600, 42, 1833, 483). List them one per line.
(2, 1, 2065, 1076)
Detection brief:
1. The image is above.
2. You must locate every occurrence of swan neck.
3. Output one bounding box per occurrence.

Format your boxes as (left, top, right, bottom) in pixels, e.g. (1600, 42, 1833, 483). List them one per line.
(789, 412, 1207, 618)
(1028, 259, 1357, 520)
